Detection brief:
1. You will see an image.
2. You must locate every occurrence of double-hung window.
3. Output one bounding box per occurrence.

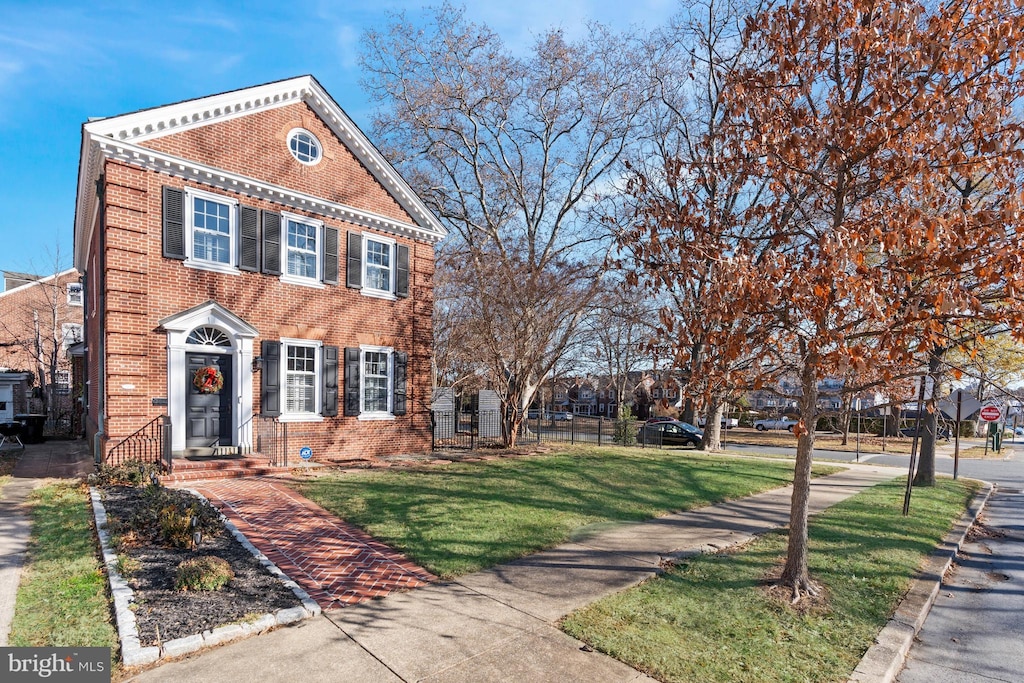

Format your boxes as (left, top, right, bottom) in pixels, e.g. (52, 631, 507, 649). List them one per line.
(184, 188, 238, 274)
(282, 339, 322, 420)
(347, 232, 407, 299)
(364, 237, 394, 295)
(281, 213, 323, 287)
(361, 347, 392, 416)
(66, 282, 83, 306)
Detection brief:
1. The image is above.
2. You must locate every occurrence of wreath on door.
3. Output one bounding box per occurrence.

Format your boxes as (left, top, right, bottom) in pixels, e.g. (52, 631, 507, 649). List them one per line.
(192, 366, 225, 394)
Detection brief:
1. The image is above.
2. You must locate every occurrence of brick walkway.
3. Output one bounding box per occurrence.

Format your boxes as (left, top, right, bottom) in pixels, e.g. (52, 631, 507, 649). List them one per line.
(187, 478, 434, 608)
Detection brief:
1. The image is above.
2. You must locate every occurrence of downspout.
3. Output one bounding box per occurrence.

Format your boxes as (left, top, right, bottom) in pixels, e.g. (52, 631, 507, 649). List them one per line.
(93, 173, 107, 463)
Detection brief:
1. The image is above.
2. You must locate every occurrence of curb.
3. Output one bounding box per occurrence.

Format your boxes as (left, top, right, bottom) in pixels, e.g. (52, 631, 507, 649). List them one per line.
(847, 480, 993, 683)
(89, 486, 321, 669)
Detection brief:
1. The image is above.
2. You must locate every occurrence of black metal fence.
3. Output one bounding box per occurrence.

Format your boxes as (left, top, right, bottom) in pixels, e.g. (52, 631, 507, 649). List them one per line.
(431, 410, 662, 450)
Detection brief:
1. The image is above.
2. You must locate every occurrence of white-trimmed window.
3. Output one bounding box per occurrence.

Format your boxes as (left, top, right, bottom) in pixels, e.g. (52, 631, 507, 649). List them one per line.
(282, 213, 323, 287)
(281, 339, 322, 420)
(56, 370, 71, 396)
(67, 282, 83, 306)
(360, 345, 393, 418)
(363, 234, 396, 298)
(185, 188, 238, 273)
(287, 128, 322, 165)
(61, 323, 83, 350)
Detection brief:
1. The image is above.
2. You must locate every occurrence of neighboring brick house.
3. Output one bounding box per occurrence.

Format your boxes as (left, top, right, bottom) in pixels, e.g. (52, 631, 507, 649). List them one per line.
(73, 76, 445, 463)
(0, 269, 84, 426)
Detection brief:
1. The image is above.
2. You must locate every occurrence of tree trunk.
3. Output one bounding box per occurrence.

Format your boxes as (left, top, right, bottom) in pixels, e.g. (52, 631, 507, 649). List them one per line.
(839, 391, 853, 446)
(913, 348, 944, 487)
(701, 400, 725, 452)
(779, 350, 820, 595)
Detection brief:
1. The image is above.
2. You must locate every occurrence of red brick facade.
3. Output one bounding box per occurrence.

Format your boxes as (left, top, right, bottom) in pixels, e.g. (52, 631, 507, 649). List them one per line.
(75, 78, 441, 463)
(0, 270, 83, 424)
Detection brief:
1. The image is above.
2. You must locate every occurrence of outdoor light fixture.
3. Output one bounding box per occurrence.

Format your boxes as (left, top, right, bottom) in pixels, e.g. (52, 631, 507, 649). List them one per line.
(251, 356, 263, 372)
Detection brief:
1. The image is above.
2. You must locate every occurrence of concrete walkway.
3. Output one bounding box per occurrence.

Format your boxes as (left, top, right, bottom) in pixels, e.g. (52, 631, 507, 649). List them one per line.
(0, 439, 93, 645)
(129, 463, 897, 683)
(896, 450, 1024, 683)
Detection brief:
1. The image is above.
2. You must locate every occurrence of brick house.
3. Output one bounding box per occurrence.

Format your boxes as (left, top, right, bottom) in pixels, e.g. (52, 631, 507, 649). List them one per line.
(0, 269, 84, 427)
(73, 76, 445, 464)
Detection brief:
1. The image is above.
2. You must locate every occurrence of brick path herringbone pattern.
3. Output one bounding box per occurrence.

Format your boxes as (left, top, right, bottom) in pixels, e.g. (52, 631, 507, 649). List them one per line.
(189, 479, 434, 608)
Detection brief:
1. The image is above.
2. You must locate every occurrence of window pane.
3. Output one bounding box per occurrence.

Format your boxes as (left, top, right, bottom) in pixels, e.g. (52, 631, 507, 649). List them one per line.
(285, 374, 315, 413)
(286, 220, 318, 278)
(285, 345, 317, 413)
(365, 240, 391, 291)
(365, 377, 389, 412)
(362, 351, 390, 413)
(192, 197, 232, 264)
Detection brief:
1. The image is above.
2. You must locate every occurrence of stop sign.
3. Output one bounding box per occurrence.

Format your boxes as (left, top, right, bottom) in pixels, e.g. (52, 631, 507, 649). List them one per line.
(980, 405, 1001, 421)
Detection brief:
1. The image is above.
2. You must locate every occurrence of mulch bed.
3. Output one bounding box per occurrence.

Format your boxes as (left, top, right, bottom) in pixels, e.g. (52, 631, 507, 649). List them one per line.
(100, 486, 301, 645)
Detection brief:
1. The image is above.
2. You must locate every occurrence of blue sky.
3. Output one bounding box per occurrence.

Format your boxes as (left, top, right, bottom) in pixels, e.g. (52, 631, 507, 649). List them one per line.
(0, 0, 677, 285)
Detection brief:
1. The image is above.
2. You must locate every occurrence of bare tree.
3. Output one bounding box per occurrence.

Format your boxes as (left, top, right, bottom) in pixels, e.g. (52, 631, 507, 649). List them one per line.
(363, 4, 648, 445)
(618, 0, 771, 451)
(0, 247, 80, 431)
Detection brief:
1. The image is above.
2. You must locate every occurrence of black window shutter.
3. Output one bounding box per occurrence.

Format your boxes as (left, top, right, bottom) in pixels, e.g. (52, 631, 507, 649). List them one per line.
(393, 351, 408, 416)
(396, 245, 410, 298)
(322, 345, 339, 417)
(260, 341, 281, 417)
(162, 186, 186, 260)
(262, 211, 282, 275)
(239, 205, 260, 271)
(344, 347, 361, 416)
(346, 232, 362, 289)
(323, 227, 339, 285)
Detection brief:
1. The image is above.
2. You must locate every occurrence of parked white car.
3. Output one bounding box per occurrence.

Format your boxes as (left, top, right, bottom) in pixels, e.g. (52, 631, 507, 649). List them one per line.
(753, 417, 798, 432)
(697, 416, 739, 429)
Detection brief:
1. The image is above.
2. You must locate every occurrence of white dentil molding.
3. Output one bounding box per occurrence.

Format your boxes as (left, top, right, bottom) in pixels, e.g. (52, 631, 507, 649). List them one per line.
(74, 75, 445, 272)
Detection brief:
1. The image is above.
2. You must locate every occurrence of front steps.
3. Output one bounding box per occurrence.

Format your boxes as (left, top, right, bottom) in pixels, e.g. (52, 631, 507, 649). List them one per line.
(159, 454, 291, 485)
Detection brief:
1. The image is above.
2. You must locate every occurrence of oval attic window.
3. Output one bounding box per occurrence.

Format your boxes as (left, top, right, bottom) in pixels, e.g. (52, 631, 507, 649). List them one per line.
(288, 129, 322, 165)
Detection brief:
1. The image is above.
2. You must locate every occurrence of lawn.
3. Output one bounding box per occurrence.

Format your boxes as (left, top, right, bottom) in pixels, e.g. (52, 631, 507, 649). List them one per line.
(291, 447, 841, 578)
(956, 445, 1010, 459)
(561, 477, 977, 683)
(8, 482, 118, 652)
(722, 428, 914, 454)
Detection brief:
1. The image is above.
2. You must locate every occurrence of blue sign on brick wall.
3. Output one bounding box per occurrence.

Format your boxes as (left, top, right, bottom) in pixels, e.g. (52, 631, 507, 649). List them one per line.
(299, 446, 312, 460)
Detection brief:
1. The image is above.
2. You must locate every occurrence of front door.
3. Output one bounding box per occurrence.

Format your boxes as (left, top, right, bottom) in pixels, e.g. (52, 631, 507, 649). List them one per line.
(185, 353, 233, 448)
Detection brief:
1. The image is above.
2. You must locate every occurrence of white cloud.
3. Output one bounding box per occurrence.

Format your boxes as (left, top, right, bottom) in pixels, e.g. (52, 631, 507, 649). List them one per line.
(335, 24, 359, 70)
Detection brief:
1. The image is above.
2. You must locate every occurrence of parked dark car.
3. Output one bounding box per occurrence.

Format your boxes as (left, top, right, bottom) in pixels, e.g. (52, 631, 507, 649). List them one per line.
(899, 425, 951, 441)
(638, 420, 704, 447)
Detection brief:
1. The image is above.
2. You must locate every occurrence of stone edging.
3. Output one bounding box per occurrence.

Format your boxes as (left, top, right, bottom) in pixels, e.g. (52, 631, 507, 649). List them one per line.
(89, 486, 321, 668)
(847, 481, 993, 683)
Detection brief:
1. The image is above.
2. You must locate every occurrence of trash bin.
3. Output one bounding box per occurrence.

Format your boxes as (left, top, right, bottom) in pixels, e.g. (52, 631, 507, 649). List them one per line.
(14, 414, 47, 444)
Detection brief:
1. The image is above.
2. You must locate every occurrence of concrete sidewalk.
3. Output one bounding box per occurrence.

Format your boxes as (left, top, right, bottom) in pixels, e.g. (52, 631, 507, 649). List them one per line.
(896, 455, 1024, 683)
(129, 464, 897, 683)
(0, 439, 93, 645)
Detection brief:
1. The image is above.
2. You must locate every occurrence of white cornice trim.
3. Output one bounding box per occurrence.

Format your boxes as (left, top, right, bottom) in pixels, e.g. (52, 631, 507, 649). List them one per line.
(86, 135, 445, 245)
(85, 77, 311, 144)
(75, 76, 445, 270)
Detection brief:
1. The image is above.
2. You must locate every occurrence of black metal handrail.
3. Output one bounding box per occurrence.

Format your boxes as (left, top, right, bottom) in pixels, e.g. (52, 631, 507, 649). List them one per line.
(254, 414, 288, 467)
(107, 415, 172, 472)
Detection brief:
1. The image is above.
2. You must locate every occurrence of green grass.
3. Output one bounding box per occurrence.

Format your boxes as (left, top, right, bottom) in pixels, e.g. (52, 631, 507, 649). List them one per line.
(9, 482, 118, 651)
(291, 447, 842, 578)
(561, 477, 977, 683)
